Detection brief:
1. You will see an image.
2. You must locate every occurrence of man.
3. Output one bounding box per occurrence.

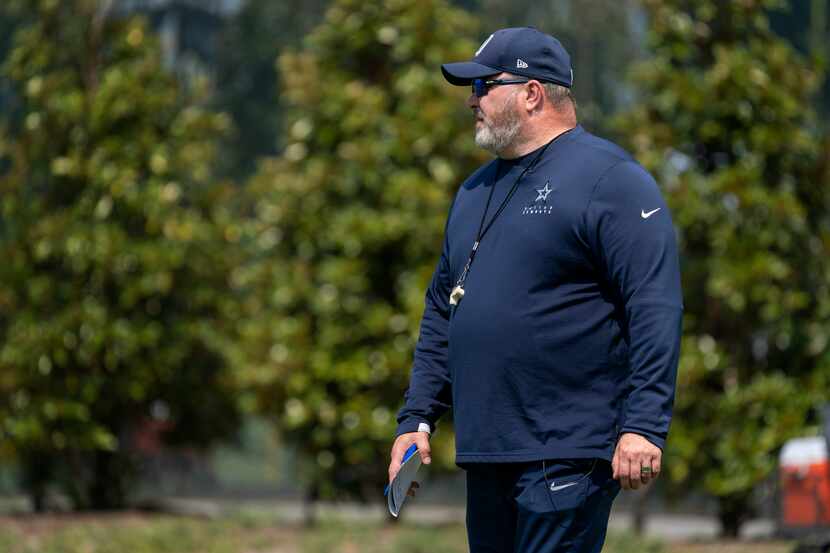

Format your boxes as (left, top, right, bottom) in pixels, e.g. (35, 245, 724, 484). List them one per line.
(388, 27, 682, 553)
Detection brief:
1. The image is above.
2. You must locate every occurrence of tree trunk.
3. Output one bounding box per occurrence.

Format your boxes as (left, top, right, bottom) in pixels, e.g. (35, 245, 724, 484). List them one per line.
(718, 494, 751, 538)
(87, 450, 129, 510)
(63, 449, 89, 509)
(28, 482, 46, 513)
(632, 485, 652, 535)
(302, 481, 319, 528)
(21, 451, 52, 513)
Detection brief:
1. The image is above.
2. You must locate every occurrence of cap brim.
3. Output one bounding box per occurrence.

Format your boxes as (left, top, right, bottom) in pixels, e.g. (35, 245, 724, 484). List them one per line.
(441, 61, 501, 86)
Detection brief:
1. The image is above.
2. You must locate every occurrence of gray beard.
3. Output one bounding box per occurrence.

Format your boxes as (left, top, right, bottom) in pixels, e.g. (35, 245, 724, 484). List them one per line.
(474, 100, 522, 156)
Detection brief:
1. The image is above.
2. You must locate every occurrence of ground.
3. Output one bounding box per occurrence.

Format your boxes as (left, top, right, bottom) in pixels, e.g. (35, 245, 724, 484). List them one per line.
(0, 513, 798, 553)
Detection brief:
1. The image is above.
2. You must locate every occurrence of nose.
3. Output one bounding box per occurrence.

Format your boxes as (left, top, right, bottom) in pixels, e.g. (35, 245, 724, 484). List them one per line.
(466, 91, 479, 109)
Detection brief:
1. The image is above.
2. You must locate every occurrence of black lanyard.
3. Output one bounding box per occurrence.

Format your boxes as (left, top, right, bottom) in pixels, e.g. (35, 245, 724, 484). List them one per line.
(452, 132, 565, 298)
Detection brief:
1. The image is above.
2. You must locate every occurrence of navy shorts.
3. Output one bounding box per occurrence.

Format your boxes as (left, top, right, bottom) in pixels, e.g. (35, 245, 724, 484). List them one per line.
(462, 458, 620, 553)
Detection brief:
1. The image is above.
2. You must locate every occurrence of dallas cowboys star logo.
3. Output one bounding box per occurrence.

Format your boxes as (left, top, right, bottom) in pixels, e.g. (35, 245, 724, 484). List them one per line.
(535, 181, 554, 202)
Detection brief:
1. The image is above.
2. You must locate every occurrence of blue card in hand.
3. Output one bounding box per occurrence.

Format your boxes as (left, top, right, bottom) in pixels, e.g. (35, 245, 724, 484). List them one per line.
(384, 444, 422, 517)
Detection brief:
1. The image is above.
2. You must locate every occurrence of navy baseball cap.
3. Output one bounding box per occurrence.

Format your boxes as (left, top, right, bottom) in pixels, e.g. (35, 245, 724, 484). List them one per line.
(442, 27, 573, 88)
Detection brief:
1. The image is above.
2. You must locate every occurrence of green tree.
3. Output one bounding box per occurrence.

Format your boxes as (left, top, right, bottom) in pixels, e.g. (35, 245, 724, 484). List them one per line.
(213, 0, 329, 179)
(0, 0, 242, 510)
(769, 0, 830, 117)
(618, 0, 830, 536)
(238, 0, 485, 509)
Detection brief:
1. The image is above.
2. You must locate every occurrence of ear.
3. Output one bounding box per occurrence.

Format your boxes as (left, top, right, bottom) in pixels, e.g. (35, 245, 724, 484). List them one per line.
(523, 80, 545, 112)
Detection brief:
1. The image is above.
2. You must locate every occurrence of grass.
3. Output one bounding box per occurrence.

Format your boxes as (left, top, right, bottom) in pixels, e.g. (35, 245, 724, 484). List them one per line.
(0, 513, 797, 553)
(0, 514, 297, 553)
(302, 520, 468, 553)
(667, 544, 795, 553)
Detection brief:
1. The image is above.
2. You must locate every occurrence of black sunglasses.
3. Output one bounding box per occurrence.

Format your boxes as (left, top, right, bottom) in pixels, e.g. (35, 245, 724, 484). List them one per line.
(472, 78, 530, 98)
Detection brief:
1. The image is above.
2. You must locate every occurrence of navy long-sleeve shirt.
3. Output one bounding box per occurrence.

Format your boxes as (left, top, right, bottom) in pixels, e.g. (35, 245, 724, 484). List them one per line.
(396, 125, 683, 464)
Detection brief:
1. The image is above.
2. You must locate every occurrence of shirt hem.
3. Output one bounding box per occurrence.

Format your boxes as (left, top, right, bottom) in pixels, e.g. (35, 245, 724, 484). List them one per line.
(455, 445, 614, 465)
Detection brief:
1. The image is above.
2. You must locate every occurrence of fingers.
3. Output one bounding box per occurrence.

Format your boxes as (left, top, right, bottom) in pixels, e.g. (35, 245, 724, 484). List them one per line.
(629, 459, 642, 490)
(620, 456, 631, 490)
(640, 458, 654, 486)
(614, 433, 663, 491)
(388, 431, 432, 485)
(388, 435, 413, 484)
(406, 481, 420, 497)
(651, 454, 662, 479)
(388, 457, 401, 485)
(414, 433, 432, 465)
(640, 455, 661, 485)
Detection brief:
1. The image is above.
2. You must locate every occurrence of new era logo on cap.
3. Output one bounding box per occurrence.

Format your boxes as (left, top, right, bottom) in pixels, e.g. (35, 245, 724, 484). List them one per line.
(441, 27, 573, 89)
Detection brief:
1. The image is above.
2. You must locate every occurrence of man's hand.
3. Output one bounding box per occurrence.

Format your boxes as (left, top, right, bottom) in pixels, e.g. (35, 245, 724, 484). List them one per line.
(388, 431, 431, 497)
(612, 432, 661, 490)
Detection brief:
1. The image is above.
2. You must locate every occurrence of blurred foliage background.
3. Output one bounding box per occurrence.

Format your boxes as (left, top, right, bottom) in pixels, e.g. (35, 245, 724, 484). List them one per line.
(619, 0, 830, 535)
(0, 0, 828, 542)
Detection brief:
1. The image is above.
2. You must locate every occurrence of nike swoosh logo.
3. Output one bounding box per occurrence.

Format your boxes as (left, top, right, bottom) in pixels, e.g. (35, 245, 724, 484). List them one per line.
(641, 208, 661, 219)
(549, 481, 579, 492)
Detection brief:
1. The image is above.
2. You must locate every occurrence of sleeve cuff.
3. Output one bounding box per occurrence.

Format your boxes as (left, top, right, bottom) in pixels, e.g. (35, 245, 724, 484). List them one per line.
(619, 427, 666, 450)
(396, 419, 432, 436)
